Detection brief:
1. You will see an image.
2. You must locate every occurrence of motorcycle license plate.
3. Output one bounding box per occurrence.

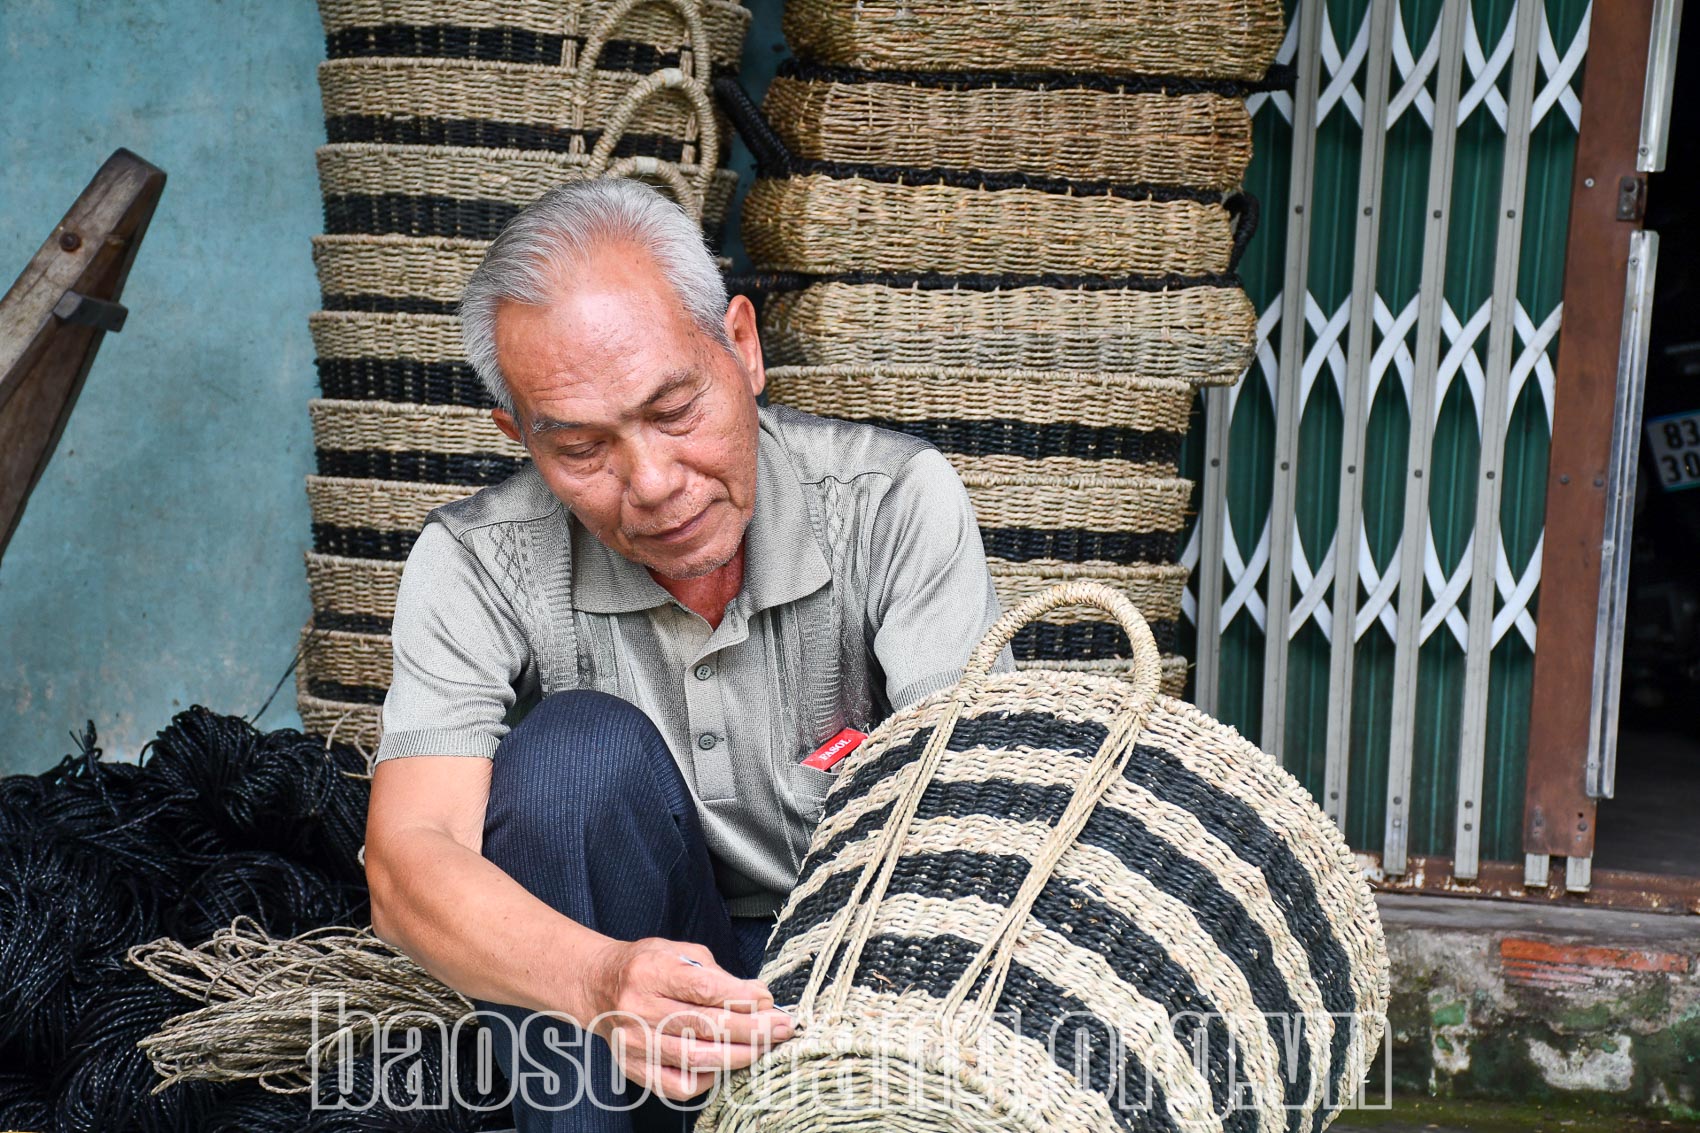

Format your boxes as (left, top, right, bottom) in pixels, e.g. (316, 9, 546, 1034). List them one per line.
(1646, 410, 1700, 492)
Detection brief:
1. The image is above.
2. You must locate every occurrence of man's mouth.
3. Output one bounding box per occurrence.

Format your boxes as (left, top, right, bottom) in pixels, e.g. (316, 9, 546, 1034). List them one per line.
(644, 505, 711, 544)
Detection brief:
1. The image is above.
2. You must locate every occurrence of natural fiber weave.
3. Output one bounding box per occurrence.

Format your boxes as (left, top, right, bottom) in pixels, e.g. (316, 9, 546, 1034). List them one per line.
(764, 71, 1251, 188)
(1020, 652, 1190, 698)
(311, 234, 485, 306)
(296, 680, 383, 754)
(306, 474, 466, 536)
(782, 0, 1285, 80)
(766, 365, 1192, 479)
(306, 551, 404, 627)
(317, 0, 751, 70)
(310, 397, 519, 456)
(130, 916, 464, 1092)
(964, 471, 1191, 568)
(743, 175, 1239, 276)
(316, 139, 738, 235)
(759, 281, 1256, 384)
(699, 582, 1388, 1133)
(310, 314, 490, 406)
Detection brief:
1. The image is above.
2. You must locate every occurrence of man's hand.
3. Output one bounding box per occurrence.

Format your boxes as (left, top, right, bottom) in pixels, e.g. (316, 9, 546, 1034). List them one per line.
(583, 936, 794, 1100)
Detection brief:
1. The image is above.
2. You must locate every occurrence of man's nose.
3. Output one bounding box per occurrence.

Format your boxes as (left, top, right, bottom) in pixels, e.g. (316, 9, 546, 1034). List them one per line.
(620, 432, 685, 508)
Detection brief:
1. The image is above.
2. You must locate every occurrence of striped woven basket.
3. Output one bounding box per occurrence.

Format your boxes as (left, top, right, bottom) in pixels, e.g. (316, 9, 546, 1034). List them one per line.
(765, 365, 1192, 481)
(699, 582, 1389, 1133)
(316, 136, 737, 239)
(758, 280, 1257, 385)
(309, 311, 486, 405)
(318, 0, 750, 68)
(782, 0, 1285, 80)
(742, 174, 1244, 277)
(964, 470, 1191, 567)
(764, 64, 1253, 189)
(317, 0, 731, 167)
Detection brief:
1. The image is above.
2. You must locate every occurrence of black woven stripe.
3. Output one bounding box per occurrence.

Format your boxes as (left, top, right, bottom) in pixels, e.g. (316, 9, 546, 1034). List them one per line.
(825, 713, 1111, 827)
(1014, 618, 1179, 658)
(326, 116, 704, 163)
(326, 26, 729, 73)
(1118, 742, 1357, 1131)
(767, 934, 1176, 1132)
(758, 159, 1235, 203)
(316, 448, 526, 486)
(980, 528, 1182, 565)
(819, 415, 1185, 465)
(734, 268, 1242, 294)
(324, 194, 526, 241)
(324, 194, 725, 242)
(778, 58, 1298, 97)
(772, 855, 1257, 1129)
(305, 678, 386, 706)
(314, 609, 393, 635)
(313, 524, 416, 561)
(324, 294, 461, 315)
(316, 358, 493, 408)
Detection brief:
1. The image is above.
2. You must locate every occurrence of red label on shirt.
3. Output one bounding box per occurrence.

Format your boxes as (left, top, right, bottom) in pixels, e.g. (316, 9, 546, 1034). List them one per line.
(802, 727, 867, 770)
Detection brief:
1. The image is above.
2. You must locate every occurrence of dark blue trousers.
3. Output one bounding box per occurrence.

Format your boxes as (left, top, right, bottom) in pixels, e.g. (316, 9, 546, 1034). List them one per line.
(472, 690, 774, 1132)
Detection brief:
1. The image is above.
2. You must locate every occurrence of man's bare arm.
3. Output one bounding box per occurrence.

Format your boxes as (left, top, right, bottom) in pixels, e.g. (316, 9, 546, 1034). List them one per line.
(364, 754, 792, 1098)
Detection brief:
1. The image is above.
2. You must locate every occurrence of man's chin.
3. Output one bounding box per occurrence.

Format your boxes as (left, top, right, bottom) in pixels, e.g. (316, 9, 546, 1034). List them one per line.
(639, 539, 737, 582)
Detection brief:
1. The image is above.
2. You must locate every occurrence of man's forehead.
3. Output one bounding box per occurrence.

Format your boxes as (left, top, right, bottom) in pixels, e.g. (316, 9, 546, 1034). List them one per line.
(527, 367, 704, 435)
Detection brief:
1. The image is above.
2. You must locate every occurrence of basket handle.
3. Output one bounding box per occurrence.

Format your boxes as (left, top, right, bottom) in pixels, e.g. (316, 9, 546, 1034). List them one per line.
(712, 75, 793, 175)
(585, 68, 718, 217)
(574, 0, 714, 87)
(1226, 190, 1260, 273)
(963, 580, 1162, 698)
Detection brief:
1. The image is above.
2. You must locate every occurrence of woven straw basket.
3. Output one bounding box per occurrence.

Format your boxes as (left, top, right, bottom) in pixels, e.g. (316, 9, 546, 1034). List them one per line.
(317, 0, 730, 167)
(318, 0, 750, 68)
(309, 311, 488, 405)
(764, 66, 1253, 188)
(699, 582, 1388, 1133)
(742, 175, 1244, 277)
(963, 471, 1192, 568)
(782, 0, 1285, 80)
(766, 365, 1193, 481)
(316, 135, 737, 239)
(758, 281, 1257, 385)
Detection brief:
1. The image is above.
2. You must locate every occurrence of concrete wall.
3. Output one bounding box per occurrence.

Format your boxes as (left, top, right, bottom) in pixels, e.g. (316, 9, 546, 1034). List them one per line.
(0, 0, 786, 773)
(0, 1, 328, 770)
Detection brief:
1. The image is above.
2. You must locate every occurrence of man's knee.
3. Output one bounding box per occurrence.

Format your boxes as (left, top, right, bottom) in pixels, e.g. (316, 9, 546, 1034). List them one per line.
(484, 689, 679, 852)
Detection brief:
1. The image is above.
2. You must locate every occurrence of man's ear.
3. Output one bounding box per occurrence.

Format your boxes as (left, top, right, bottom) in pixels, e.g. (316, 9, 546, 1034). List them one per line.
(724, 294, 765, 398)
(492, 407, 523, 445)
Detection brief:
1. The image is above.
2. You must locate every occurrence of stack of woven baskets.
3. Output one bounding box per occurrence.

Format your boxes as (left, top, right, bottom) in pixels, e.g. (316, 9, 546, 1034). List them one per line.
(728, 0, 1285, 695)
(298, 0, 750, 746)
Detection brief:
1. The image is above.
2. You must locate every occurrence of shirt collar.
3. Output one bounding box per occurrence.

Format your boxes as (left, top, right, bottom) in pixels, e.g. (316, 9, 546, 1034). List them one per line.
(570, 406, 831, 616)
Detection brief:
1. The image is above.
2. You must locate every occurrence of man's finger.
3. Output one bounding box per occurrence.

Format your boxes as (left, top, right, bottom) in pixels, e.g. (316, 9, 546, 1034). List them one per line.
(656, 958, 775, 1012)
(649, 1030, 773, 1072)
(654, 1003, 794, 1046)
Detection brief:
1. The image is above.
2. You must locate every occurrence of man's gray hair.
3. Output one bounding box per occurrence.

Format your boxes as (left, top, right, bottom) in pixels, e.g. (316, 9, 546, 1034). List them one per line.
(459, 179, 730, 412)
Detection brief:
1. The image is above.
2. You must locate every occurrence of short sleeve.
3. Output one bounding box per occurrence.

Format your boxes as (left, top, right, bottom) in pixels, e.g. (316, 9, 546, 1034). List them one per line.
(374, 521, 531, 763)
(868, 448, 1016, 710)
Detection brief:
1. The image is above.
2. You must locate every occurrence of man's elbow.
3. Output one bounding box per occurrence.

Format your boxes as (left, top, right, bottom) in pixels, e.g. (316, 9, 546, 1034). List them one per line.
(363, 836, 405, 945)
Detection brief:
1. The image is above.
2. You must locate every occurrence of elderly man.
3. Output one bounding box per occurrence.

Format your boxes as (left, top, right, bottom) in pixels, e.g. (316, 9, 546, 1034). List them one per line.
(363, 178, 1013, 1131)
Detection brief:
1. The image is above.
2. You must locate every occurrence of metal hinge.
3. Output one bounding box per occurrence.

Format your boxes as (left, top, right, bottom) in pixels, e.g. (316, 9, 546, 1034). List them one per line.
(1616, 175, 1647, 222)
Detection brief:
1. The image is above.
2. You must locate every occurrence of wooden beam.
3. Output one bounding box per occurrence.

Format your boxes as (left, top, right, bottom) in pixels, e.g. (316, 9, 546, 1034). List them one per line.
(0, 148, 166, 560)
(1523, 3, 1654, 859)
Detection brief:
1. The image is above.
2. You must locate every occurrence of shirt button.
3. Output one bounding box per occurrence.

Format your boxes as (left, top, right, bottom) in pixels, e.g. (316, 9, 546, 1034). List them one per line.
(694, 663, 714, 681)
(698, 733, 718, 751)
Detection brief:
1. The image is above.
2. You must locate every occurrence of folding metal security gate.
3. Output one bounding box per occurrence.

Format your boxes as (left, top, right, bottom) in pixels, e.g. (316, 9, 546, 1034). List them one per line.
(1178, 0, 1678, 899)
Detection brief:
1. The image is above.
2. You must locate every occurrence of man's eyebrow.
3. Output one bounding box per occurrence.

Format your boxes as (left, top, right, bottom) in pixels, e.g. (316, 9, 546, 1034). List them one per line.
(527, 369, 704, 436)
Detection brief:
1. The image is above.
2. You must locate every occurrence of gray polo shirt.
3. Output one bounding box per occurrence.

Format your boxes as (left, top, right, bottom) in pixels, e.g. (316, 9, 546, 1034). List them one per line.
(376, 402, 1014, 916)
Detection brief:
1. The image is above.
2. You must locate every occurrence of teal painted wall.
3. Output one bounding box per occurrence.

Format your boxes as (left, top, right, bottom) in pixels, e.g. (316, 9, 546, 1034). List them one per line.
(0, 1, 328, 769)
